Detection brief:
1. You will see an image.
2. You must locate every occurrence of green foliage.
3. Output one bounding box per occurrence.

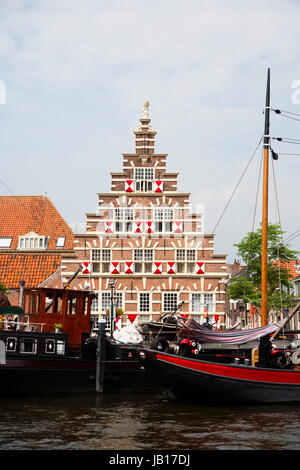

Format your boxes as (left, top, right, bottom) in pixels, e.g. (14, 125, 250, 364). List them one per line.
(0, 283, 9, 294)
(227, 223, 299, 310)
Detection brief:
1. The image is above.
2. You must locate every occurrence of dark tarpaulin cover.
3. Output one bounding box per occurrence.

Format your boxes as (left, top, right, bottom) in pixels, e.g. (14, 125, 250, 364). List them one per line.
(178, 319, 284, 345)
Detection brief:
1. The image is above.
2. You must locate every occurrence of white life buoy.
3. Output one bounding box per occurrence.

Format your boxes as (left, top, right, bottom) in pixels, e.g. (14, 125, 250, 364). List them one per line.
(291, 348, 300, 365)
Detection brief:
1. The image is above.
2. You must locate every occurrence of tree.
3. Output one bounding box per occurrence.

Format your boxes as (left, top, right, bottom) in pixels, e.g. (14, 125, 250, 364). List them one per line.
(0, 283, 9, 294)
(227, 223, 299, 311)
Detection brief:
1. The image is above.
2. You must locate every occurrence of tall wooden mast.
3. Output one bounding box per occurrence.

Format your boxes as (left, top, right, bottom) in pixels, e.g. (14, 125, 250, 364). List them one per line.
(261, 68, 270, 326)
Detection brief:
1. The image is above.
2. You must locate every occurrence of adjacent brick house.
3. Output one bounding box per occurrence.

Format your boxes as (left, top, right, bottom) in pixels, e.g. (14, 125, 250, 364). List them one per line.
(61, 103, 228, 326)
(0, 196, 74, 304)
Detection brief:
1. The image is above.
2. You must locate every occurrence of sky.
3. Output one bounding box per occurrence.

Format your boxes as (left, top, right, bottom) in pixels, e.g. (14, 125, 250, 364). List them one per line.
(1, 0, 300, 262)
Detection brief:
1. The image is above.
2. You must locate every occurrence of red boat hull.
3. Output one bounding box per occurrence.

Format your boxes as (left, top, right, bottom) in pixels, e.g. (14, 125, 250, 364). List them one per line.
(143, 349, 300, 404)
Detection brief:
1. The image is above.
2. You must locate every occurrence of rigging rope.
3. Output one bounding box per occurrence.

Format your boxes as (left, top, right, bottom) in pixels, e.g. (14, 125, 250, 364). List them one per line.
(211, 135, 263, 234)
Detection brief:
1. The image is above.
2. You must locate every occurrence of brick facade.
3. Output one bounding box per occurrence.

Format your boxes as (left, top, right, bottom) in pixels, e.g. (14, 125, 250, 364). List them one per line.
(62, 103, 228, 327)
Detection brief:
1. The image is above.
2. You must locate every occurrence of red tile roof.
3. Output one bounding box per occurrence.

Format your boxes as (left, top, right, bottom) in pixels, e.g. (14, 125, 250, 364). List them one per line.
(0, 196, 74, 250)
(273, 259, 300, 279)
(0, 196, 75, 289)
(0, 253, 62, 288)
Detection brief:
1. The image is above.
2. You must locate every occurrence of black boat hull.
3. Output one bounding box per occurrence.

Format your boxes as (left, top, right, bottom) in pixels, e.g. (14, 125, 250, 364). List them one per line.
(143, 349, 300, 404)
(0, 356, 154, 397)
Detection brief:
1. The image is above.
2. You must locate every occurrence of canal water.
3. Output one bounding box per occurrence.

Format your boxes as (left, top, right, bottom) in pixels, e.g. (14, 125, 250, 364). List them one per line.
(0, 391, 299, 452)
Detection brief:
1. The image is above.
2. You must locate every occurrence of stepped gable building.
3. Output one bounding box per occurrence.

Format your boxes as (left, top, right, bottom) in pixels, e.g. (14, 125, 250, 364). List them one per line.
(0, 196, 74, 303)
(62, 103, 228, 327)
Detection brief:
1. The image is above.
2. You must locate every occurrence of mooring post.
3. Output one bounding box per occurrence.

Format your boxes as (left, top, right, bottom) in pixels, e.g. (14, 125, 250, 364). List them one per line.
(96, 319, 107, 393)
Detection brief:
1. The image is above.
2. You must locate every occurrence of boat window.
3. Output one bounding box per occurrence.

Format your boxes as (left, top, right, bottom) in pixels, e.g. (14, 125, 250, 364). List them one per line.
(6, 337, 17, 352)
(45, 339, 55, 354)
(68, 296, 78, 315)
(20, 338, 37, 354)
(56, 340, 65, 355)
(52, 294, 62, 313)
(45, 294, 53, 312)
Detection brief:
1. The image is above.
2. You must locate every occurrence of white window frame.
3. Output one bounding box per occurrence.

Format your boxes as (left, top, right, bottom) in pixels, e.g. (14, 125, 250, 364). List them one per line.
(101, 291, 123, 313)
(163, 292, 178, 312)
(190, 293, 216, 313)
(135, 168, 154, 192)
(18, 232, 47, 250)
(0, 237, 12, 248)
(56, 237, 65, 248)
(139, 292, 151, 312)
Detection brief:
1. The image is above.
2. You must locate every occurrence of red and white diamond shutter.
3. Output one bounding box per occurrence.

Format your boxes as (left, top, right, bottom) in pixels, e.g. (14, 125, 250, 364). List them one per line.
(146, 221, 153, 233)
(153, 262, 162, 274)
(124, 261, 134, 274)
(180, 313, 190, 323)
(133, 221, 143, 233)
(194, 262, 205, 274)
(126, 314, 138, 326)
(154, 180, 163, 193)
(104, 221, 113, 233)
(167, 262, 176, 274)
(110, 262, 120, 274)
(81, 262, 91, 274)
(173, 221, 183, 233)
(125, 180, 134, 192)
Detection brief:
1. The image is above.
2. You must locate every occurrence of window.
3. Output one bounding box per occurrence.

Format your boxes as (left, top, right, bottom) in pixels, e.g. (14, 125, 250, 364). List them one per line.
(92, 263, 100, 273)
(56, 340, 65, 355)
(133, 250, 153, 273)
(102, 263, 110, 273)
(139, 293, 150, 312)
(191, 293, 215, 313)
(144, 249, 153, 261)
(6, 337, 17, 352)
(101, 292, 123, 312)
(187, 250, 196, 261)
(144, 263, 152, 273)
(102, 249, 111, 261)
(134, 249, 153, 261)
(68, 296, 78, 314)
(45, 339, 55, 354)
(0, 237, 12, 248)
(135, 168, 154, 192)
(191, 294, 201, 313)
(114, 209, 134, 232)
(187, 263, 194, 273)
(135, 168, 154, 180)
(56, 237, 65, 247)
(20, 338, 37, 354)
(134, 249, 143, 261)
(91, 296, 99, 313)
(91, 249, 101, 261)
(176, 250, 185, 261)
(177, 263, 184, 273)
(154, 209, 173, 232)
(163, 293, 178, 312)
(204, 294, 214, 313)
(18, 232, 47, 250)
(91, 249, 111, 263)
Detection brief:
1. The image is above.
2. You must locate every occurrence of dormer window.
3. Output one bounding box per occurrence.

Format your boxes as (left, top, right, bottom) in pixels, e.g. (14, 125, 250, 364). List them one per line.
(56, 237, 66, 248)
(0, 238, 12, 248)
(18, 232, 47, 250)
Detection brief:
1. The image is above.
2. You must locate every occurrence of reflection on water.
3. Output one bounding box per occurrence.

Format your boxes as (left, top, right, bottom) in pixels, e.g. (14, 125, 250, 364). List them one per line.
(0, 392, 299, 450)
